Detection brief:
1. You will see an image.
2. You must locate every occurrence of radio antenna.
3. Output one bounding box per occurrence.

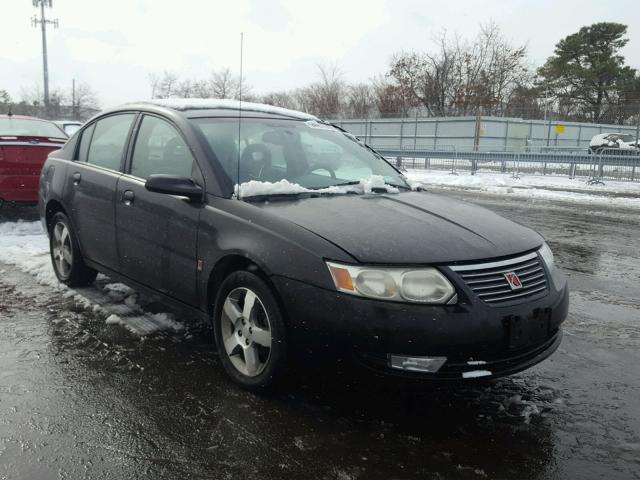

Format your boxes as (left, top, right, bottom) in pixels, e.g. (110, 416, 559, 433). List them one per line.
(236, 32, 244, 199)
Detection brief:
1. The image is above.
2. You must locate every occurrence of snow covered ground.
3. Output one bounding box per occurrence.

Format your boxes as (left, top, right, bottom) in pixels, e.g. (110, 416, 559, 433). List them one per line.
(405, 169, 640, 208)
(0, 221, 184, 336)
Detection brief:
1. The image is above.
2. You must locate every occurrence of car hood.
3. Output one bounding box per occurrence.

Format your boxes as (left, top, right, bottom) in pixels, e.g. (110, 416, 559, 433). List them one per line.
(253, 192, 543, 264)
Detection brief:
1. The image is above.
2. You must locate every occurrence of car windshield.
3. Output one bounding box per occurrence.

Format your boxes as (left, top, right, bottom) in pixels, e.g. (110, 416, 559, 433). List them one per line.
(618, 134, 635, 142)
(192, 117, 408, 195)
(0, 118, 66, 138)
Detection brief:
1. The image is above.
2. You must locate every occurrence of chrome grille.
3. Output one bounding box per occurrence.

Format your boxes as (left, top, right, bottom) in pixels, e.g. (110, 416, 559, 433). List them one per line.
(450, 252, 548, 305)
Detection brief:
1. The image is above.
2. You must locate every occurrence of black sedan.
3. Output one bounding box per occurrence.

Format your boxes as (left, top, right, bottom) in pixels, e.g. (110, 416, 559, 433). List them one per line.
(39, 99, 568, 390)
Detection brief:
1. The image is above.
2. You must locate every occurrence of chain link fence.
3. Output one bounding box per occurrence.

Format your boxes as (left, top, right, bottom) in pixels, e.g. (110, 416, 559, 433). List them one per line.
(377, 146, 640, 183)
(332, 116, 640, 151)
(333, 115, 640, 184)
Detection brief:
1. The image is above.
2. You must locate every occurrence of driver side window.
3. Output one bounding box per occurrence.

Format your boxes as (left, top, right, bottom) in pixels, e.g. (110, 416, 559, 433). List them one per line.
(130, 116, 197, 181)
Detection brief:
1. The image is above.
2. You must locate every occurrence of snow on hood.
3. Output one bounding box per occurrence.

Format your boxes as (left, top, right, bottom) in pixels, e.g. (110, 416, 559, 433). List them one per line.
(236, 175, 400, 198)
(141, 98, 318, 120)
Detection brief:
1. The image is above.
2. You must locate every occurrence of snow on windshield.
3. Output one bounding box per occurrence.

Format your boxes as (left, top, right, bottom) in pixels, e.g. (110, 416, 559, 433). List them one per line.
(236, 175, 403, 199)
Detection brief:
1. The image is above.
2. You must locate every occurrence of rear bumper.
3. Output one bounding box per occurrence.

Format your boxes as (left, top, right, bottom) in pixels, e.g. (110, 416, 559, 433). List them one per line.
(0, 175, 39, 203)
(272, 269, 568, 380)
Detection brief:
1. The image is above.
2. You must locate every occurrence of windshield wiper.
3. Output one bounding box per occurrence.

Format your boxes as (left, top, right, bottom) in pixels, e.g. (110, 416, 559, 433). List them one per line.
(241, 192, 314, 202)
(384, 182, 411, 190)
(319, 181, 361, 188)
(242, 190, 352, 201)
(318, 180, 411, 192)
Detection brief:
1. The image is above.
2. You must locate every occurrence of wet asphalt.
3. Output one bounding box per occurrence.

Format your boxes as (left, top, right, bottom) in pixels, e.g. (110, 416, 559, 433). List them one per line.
(0, 190, 639, 480)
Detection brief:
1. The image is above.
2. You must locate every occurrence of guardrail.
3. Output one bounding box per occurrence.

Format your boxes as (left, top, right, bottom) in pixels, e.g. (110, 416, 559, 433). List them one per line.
(375, 146, 640, 183)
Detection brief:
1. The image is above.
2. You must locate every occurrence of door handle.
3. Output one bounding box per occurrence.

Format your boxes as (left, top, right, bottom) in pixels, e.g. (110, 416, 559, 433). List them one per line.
(72, 172, 81, 185)
(122, 190, 135, 206)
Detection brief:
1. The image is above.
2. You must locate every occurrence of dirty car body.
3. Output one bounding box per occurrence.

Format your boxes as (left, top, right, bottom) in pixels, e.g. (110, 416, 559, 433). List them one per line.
(39, 100, 568, 386)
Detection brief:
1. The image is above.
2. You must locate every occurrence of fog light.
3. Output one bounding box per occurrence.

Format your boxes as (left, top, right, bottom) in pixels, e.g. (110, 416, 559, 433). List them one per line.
(389, 355, 447, 373)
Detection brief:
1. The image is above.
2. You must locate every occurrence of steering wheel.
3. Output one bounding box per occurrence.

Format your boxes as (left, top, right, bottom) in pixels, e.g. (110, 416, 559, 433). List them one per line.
(241, 144, 272, 181)
(309, 162, 336, 179)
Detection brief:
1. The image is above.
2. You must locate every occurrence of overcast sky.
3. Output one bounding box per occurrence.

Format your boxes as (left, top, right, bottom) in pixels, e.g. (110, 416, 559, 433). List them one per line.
(2, 0, 640, 107)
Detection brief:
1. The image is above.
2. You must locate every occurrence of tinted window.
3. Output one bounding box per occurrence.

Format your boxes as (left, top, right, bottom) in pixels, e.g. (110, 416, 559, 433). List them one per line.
(77, 123, 95, 162)
(86, 114, 135, 171)
(130, 115, 196, 180)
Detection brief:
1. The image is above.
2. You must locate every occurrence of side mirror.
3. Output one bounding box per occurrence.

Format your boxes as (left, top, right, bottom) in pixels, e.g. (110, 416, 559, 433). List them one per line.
(145, 174, 203, 202)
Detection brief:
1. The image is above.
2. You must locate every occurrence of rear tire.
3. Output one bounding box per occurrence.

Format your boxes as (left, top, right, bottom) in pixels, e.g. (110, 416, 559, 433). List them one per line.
(213, 270, 287, 391)
(49, 212, 97, 287)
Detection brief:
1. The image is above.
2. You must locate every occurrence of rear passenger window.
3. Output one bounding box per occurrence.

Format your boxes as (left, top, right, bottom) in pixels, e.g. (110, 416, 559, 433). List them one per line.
(130, 115, 196, 180)
(85, 114, 135, 171)
(76, 123, 95, 162)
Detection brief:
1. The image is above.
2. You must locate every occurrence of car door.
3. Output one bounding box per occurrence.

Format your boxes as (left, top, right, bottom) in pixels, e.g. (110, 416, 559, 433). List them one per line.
(115, 114, 202, 306)
(65, 113, 136, 270)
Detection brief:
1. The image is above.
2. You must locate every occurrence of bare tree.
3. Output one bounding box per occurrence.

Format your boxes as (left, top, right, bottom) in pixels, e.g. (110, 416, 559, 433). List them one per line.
(190, 80, 212, 98)
(371, 75, 413, 117)
(148, 73, 160, 99)
(209, 68, 251, 99)
(0, 90, 11, 105)
(210, 68, 238, 98)
(261, 91, 298, 109)
(148, 68, 250, 100)
(346, 83, 375, 118)
(174, 79, 194, 98)
(388, 23, 530, 116)
(18, 84, 44, 106)
(149, 71, 179, 99)
(71, 82, 100, 119)
(295, 64, 346, 118)
(72, 83, 99, 107)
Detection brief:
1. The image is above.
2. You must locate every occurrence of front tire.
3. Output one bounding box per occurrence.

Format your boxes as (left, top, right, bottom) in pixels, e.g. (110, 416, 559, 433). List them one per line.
(49, 212, 97, 287)
(213, 270, 287, 391)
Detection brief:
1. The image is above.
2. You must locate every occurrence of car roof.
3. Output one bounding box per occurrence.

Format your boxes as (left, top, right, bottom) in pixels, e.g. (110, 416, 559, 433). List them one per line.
(125, 98, 319, 121)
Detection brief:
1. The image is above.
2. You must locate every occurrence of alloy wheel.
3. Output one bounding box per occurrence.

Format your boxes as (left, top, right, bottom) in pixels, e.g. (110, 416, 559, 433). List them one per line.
(220, 287, 272, 377)
(52, 221, 73, 278)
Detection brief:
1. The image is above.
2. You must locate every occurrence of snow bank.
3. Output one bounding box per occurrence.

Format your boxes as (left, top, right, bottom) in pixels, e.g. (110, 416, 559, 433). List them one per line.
(0, 221, 184, 336)
(236, 175, 400, 198)
(0, 221, 57, 286)
(405, 170, 640, 208)
(462, 370, 492, 379)
(105, 312, 184, 336)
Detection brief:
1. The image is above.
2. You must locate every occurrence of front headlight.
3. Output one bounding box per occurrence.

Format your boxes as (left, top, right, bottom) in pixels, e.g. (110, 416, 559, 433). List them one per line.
(326, 261, 456, 304)
(538, 242, 555, 270)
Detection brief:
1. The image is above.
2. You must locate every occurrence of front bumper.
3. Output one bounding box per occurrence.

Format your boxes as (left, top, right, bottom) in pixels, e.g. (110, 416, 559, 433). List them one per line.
(272, 268, 568, 380)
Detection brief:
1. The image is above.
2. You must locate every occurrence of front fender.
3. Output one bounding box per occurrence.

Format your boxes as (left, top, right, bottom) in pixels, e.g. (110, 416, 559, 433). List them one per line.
(196, 195, 355, 311)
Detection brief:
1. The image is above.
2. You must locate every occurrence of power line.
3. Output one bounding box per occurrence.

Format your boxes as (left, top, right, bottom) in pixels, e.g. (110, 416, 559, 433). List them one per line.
(31, 0, 59, 113)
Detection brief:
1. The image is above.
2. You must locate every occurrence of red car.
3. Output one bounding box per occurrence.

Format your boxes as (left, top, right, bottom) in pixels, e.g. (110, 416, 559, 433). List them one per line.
(0, 115, 67, 205)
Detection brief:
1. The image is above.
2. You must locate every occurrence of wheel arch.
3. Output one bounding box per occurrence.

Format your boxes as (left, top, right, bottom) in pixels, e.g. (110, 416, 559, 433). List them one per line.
(45, 199, 67, 231)
(205, 254, 285, 322)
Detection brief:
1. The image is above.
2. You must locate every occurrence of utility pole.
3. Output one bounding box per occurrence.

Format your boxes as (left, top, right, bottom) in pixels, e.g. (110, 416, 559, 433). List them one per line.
(635, 102, 640, 147)
(72, 78, 77, 120)
(31, 0, 59, 115)
(473, 106, 482, 152)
